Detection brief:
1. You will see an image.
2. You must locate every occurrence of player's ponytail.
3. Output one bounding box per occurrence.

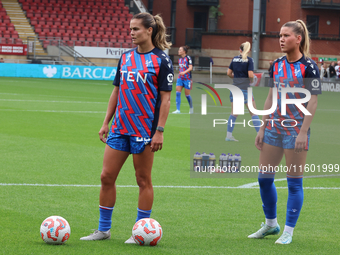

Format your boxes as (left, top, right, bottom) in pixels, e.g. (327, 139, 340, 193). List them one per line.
(282, 19, 311, 58)
(132, 12, 172, 51)
(240, 41, 251, 60)
(153, 14, 172, 50)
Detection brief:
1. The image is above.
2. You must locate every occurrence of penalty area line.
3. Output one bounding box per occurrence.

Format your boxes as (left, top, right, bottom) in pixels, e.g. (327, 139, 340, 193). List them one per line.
(0, 183, 339, 190)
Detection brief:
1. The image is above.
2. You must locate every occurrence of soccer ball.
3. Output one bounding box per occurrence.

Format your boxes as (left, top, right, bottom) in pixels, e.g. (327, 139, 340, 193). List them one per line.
(40, 216, 71, 244)
(132, 218, 162, 246)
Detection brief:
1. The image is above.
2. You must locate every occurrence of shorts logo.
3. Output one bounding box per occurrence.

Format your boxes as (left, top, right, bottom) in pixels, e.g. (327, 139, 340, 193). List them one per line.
(136, 137, 151, 145)
(167, 73, 174, 83)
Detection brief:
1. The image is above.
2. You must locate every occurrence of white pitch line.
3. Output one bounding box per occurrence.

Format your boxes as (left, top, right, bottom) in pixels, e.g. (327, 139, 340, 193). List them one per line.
(0, 109, 106, 113)
(0, 183, 339, 190)
(237, 174, 340, 188)
(0, 99, 106, 104)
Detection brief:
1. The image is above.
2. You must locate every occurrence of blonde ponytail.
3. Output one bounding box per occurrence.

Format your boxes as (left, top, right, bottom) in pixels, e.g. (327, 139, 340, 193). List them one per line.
(240, 41, 251, 60)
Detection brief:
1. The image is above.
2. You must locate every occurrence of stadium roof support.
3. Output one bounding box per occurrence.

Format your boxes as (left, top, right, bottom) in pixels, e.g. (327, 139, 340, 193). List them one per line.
(252, 0, 261, 71)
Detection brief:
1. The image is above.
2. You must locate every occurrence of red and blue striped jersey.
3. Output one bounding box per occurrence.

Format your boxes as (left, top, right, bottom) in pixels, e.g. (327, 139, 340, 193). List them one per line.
(112, 47, 173, 138)
(178, 55, 192, 80)
(266, 55, 321, 135)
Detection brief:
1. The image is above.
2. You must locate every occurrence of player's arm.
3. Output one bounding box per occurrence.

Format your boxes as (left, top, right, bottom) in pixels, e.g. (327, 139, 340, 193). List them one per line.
(248, 70, 254, 83)
(255, 88, 273, 150)
(227, 68, 234, 78)
(99, 86, 119, 143)
(180, 64, 193, 76)
(150, 91, 171, 152)
(294, 95, 318, 153)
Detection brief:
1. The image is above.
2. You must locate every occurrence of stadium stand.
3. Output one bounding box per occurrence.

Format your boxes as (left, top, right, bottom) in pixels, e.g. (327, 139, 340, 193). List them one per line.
(0, 0, 25, 46)
(18, 0, 134, 49)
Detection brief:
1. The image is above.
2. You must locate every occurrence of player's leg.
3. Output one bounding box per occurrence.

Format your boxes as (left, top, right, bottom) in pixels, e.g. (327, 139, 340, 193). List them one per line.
(225, 96, 238, 141)
(124, 144, 154, 244)
(173, 80, 183, 113)
(246, 93, 261, 133)
(80, 144, 129, 240)
(275, 147, 307, 244)
(184, 80, 193, 114)
(248, 132, 284, 239)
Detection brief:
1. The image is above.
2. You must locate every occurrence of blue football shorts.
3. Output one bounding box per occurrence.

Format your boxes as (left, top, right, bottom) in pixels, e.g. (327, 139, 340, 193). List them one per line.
(263, 128, 310, 150)
(176, 78, 192, 90)
(106, 132, 151, 154)
(229, 89, 254, 104)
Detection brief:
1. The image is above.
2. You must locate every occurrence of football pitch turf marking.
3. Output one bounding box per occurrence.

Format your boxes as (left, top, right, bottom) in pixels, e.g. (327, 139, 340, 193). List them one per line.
(238, 174, 340, 188)
(0, 99, 107, 104)
(0, 109, 106, 114)
(0, 183, 339, 190)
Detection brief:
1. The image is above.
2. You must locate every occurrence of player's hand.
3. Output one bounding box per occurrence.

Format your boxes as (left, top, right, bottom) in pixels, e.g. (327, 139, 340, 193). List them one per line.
(255, 129, 264, 151)
(99, 124, 109, 143)
(150, 132, 163, 152)
(179, 72, 185, 76)
(294, 132, 307, 153)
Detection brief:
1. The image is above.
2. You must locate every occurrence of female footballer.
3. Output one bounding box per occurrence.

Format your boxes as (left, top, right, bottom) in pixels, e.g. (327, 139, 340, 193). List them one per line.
(172, 45, 194, 114)
(226, 41, 261, 141)
(248, 20, 321, 244)
(80, 13, 173, 243)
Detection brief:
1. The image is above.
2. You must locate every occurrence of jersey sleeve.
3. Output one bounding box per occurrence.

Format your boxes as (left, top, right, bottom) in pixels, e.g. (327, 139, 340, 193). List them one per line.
(229, 58, 234, 70)
(187, 56, 193, 65)
(112, 57, 122, 86)
(158, 57, 173, 91)
(304, 60, 321, 95)
(248, 57, 254, 71)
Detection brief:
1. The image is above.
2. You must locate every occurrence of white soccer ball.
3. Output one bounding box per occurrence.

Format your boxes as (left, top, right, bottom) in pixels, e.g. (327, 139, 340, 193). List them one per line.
(132, 218, 163, 246)
(40, 216, 71, 244)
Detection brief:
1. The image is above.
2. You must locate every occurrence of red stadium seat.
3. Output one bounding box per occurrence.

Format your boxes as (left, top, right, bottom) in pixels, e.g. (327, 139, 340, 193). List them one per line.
(62, 33, 70, 40)
(54, 32, 62, 39)
(51, 25, 58, 33)
(58, 25, 66, 33)
(75, 41, 83, 46)
(65, 11, 73, 19)
(102, 34, 109, 42)
(98, 42, 106, 47)
(66, 26, 73, 34)
(54, 18, 62, 26)
(97, 27, 104, 36)
(46, 18, 54, 26)
(94, 34, 101, 42)
(78, 34, 85, 41)
(89, 41, 97, 47)
(50, 11, 57, 19)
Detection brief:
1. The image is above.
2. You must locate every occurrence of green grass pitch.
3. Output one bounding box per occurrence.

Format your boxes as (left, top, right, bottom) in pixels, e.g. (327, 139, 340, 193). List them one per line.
(0, 77, 339, 254)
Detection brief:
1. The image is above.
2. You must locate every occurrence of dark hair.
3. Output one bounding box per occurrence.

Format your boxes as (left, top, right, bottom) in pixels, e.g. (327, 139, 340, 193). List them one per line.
(180, 45, 190, 53)
(132, 12, 171, 50)
(282, 19, 310, 58)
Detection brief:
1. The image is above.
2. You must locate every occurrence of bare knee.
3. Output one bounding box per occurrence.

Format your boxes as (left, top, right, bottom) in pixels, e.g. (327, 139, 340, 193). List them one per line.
(136, 175, 152, 190)
(100, 169, 116, 187)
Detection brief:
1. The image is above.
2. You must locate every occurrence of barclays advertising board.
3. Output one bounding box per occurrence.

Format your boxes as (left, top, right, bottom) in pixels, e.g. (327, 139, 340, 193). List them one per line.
(0, 63, 117, 80)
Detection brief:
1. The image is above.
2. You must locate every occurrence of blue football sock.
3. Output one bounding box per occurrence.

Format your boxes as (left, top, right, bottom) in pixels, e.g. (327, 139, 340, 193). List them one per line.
(98, 205, 114, 231)
(176, 91, 181, 111)
(258, 171, 277, 219)
(136, 208, 152, 222)
(251, 115, 261, 133)
(227, 115, 237, 133)
(186, 95, 193, 108)
(286, 176, 304, 228)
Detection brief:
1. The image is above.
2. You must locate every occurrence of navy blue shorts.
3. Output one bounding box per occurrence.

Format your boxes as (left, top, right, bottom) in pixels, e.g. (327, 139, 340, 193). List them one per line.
(263, 129, 310, 150)
(176, 78, 192, 90)
(106, 132, 151, 154)
(229, 89, 254, 104)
